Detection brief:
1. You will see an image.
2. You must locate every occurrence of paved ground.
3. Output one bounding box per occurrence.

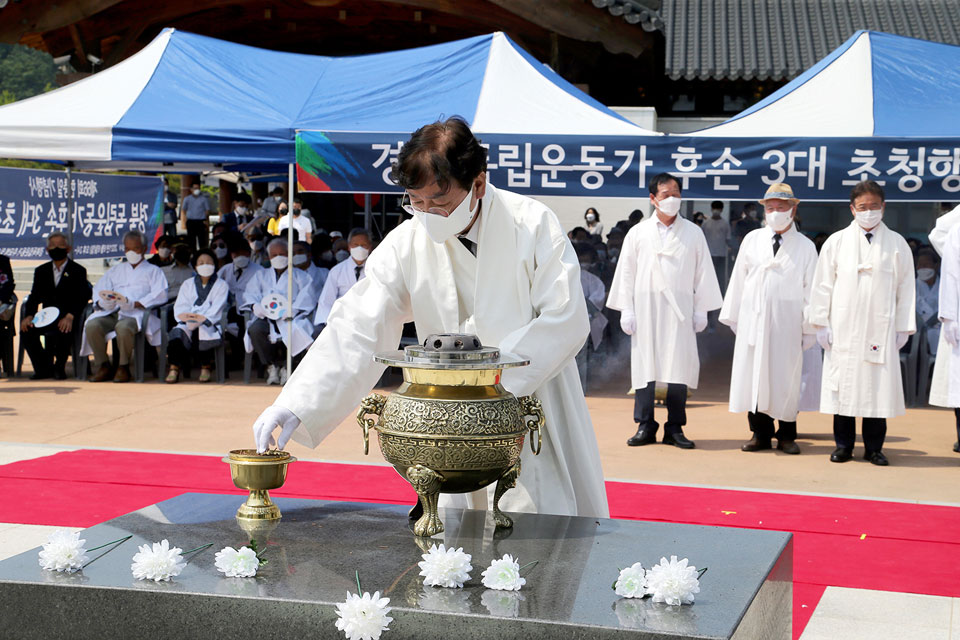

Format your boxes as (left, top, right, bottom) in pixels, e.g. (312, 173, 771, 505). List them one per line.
(3, 277, 960, 638)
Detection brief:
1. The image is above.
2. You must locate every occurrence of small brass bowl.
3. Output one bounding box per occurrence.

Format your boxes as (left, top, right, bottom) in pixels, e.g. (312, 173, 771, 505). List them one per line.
(223, 449, 296, 521)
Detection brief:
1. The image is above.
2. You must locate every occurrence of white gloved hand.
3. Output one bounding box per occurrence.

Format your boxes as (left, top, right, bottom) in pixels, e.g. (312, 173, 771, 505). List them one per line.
(252, 303, 267, 319)
(802, 334, 817, 351)
(816, 326, 833, 351)
(896, 331, 910, 350)
(944, 319, 960, 347)
(253, 405, 301, 453)
(693, 311, 708, 333)
(100, 298, 118, 312)
(619, 310, 636, 336)
(118, 299, 135, 312)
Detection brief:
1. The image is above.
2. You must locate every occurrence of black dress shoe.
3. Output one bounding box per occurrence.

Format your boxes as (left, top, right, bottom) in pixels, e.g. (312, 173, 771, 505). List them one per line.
(53, 369, 68, 380)
(864, 450, 889, 466)
(29, 371, 52, 380)
(954, 441, 959, 453)
(777, 440, 801, 455)
(741, 436, 772, 452)
(627, 428, 658, 446)
(663, 432, 695, 449)
(830, 447, 853, 463)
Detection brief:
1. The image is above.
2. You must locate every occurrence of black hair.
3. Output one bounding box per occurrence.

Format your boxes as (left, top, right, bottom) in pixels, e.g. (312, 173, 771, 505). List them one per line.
(850, 180, 885, 204)
(573, 242, 597, 262)
(225, 231, 249, 254)
(392, 117, 487, 192)
(710, 200, 723, 209)
(271, 187, 284, 195)
(648, 172, 681, 196)
(585, 207, 600, 221)
(628, 210, 644, 224)
(191, 248, 217, 268)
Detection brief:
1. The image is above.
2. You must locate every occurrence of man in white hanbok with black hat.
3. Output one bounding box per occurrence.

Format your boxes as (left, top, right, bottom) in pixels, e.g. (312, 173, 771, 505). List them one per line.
(719, 183, 818, 455)
(250, 118, 608, 519)
(606, 173, 722, 450)
(808, 180, 915, 466)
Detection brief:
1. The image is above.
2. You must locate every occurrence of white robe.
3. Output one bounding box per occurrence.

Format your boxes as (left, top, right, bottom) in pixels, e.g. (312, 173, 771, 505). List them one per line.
(606, 216, 723, 389)
(81, 260, 168, 356)
(719, 226, 818, 421)
(314, 258, 365, 325)
(171, 276, 230, 348)
(807, 222, 916, 418)
(916, 276, 940, 356)
(275, 183, 609, 519)
(241, 267, 316, 357)
(580, 269, 608, 349)
(931, 223, 960, 407)
(218, 261, 264, 312)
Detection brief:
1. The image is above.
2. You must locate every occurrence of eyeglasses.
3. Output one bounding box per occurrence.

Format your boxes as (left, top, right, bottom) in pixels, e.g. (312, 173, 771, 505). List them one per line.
(400, 190, 469, 218)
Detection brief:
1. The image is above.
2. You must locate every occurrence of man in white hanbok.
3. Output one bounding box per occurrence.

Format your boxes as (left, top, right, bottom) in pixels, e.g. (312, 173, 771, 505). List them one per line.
(82, 231, 167, 382)
(241, 238, 316, 385)
(313, 229, 372, 331)
(251, 118, 608, 519)
(808, 180, 915, 466)
(930, 214, 960, 454)
(607, 173, 722, 449)
(719, 184, 818, 455)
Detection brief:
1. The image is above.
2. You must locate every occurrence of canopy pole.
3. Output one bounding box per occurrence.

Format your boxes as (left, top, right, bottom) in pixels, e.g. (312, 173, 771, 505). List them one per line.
(286, 163, 294, 377)
(65, 164, 75, 257)
(364, 194, 372, 231)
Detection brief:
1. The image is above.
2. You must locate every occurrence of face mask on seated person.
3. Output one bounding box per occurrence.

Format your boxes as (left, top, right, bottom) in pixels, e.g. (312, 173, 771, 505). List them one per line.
(157, 247, 171, 259)
(195, 264, 216, 278)
(335, 249, 350, 262)
(270, 255, 288, 270)
(232, 255, 250, 269)
(292, 254, 309, 266)
(213, 246, 228, 259)
(125, 250, 143, 265)
(917, 268, 936, 281)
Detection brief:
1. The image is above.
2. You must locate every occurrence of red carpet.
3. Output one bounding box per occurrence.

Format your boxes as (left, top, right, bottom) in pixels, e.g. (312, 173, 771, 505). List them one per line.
(2, 449, 958, 639)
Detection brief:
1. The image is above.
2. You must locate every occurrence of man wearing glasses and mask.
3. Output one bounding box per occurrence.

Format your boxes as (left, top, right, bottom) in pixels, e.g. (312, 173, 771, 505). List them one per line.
(251, 117, 608, 520)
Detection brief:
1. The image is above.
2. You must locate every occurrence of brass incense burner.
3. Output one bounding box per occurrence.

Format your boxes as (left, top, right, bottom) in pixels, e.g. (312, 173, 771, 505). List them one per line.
(357, 333, 544, 537)
(223, 449, 296, 521)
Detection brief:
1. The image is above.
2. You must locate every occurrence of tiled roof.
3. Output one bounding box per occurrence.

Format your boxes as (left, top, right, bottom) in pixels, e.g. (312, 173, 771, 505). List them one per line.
(661, 0, 960, 81)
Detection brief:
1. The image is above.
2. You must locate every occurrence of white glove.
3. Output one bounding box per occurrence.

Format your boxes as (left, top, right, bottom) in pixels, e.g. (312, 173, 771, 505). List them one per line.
(252, 303, 267, 319)
(100, 298, 118, 312)
(802, 334, 817, 351)
(816, 327, 833, 351)
(896, 331, 910, 350)
(619, 310, 636, 336)
(253, 405, 301, 453)
(118, 299, 135, 312)
(693, 311, 708, 333)
(944, 319, 960, 347)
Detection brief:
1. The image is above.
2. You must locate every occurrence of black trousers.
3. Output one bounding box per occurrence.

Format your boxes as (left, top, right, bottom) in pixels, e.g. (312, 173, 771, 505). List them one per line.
(22, 324, 73, 375)
(186, 219, 208, 251)
(634, 381, 687, 435)
(167, 330, 213, 369)
(833, 415, 886, 453)
(748, 411, 797, 441)
(247, 318, 285, 367)
(953, 409, 960, 442)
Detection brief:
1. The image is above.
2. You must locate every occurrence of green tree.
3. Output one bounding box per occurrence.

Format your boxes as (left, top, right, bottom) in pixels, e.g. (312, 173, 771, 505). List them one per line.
(0, 44, 56, 100)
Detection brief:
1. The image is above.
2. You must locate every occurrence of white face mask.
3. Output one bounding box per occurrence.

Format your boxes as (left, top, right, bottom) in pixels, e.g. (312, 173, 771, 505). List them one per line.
(335, 249, 350, 262)
(350, 245, 370, 262)
(274, 195, 282, 202)
(237, 206, 247, 215)
(125, 250, 142, 265)
(764, 209, 793, 232)
(321, 250, 334, 262)
(213, 246, 228, 259)
(586, 213, 597, 223)
(407, 185, 479, 244)
(292, 254, 309, 266)
(855, 208, 883, 230)
(656, 196, 682, 217)
(232, 255, 250, 269)
(917, 268, 936, 281)
(157, 247, 171, 259)
(196, 264, 216, 278)
(270, 255, 288, 270)
(250, 240, 263, 251)
(192, 188, 201, 196)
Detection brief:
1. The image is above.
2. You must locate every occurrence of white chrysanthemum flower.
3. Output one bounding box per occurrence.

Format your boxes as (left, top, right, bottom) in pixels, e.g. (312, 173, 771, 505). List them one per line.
(417, 543, 472, 588)
(645, 556, 700, 605)
(335, 591, 393, 640)
(38, 529, 88, 573)
(131, 539, 186, 582)
(614, 562, 647, 598)
(480, 554, 525, 591)
(214, 546, 260, 578)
